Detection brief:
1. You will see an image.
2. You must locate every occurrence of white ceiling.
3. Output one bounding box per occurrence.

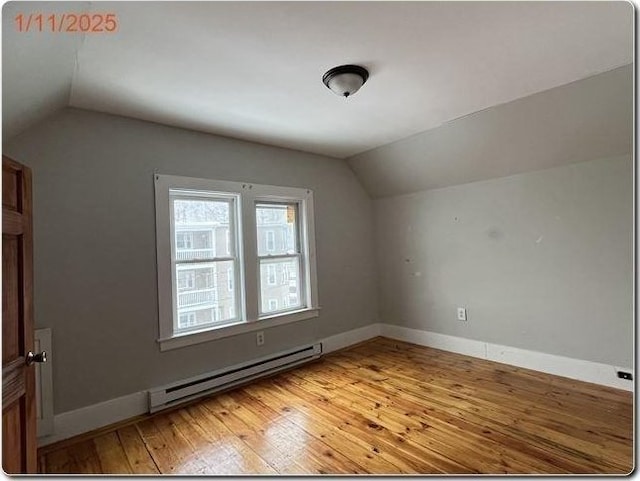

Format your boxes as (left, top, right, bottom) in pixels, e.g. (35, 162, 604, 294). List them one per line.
(63, 1, 632, 159)
(2, 1, 633, 159)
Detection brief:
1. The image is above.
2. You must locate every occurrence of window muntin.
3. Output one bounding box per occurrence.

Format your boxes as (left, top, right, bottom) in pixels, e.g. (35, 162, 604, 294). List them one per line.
(170, 192, 240, 334)
(256, 202, 304, 316)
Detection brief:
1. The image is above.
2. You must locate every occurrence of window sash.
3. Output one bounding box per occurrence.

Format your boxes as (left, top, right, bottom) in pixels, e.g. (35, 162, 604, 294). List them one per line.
(169, 192, 241, 334)
(173, 259, 241, 334)
(256, 201, 301, 256)
(171, 194, 236, 262)
(255, 200, 305, 318)
(257, 254, 305, 316)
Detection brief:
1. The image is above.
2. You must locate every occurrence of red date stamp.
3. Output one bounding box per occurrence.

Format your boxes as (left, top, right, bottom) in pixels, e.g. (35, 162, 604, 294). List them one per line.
(14, 13, 118, 33)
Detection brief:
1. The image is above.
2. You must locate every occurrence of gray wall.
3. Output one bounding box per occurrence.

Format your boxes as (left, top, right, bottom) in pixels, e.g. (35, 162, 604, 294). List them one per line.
(375, 155, 633, 367)
(3, 98, 633, 415)
(4, 108, 378, 414)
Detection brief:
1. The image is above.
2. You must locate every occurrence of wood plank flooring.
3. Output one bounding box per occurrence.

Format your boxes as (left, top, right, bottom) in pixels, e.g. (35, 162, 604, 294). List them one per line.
(38, 337, 634, 474)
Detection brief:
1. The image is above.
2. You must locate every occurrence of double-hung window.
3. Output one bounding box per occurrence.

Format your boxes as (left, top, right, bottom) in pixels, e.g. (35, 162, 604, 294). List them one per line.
(155, 175, 319, 351)
(169, 190, 241, 336)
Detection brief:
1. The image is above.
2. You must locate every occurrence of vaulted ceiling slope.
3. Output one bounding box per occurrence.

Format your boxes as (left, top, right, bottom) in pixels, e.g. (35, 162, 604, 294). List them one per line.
(2, 1, 633, 159)
(2, 2, 88, 140)
(348, 65, 633, 198)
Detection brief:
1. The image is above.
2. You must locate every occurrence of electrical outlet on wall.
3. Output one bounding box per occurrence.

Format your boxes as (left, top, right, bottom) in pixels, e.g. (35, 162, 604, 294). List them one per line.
(256, 331, 265, 346)
(457, 307, 467, 321)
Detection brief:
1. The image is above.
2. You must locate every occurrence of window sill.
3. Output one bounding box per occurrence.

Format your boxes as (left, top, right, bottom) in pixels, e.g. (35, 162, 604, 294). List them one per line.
(157, 307, 320, 352)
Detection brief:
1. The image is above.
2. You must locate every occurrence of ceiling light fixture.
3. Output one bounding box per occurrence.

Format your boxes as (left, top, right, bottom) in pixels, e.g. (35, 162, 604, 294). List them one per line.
(322, 64, 369, 98)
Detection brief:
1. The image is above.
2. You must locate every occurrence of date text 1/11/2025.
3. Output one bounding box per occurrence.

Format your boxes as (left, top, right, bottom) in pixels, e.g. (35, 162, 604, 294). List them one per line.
(15, 13, 118, 33)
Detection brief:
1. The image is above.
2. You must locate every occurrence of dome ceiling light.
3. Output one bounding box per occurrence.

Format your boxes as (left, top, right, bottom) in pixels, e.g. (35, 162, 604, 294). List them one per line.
(322, 64, 369, 98)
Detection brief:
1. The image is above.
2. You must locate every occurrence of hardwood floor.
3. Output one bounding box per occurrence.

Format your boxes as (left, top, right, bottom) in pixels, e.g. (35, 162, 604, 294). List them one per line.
(38, 337, 634, 474)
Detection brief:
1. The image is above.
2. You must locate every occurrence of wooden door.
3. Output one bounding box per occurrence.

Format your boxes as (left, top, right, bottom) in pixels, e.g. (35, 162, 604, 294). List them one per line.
(2, 156, 36, 473)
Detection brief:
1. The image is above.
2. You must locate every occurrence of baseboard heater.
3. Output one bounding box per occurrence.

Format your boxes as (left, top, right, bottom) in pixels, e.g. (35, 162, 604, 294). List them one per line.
(148, 343, 322, 413)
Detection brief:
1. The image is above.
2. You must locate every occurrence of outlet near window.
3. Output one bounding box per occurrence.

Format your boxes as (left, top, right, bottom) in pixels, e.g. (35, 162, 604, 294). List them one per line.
(256, 331, 265, 346)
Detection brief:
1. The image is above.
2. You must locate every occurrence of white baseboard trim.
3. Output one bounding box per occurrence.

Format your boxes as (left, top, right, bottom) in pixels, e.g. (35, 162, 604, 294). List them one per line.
(321, 323, 382, 354)
(43, 322, 627, 448)
(381, 324, 633, 392)
(38, 322, 384, 447)
(38, 391, 148, 447)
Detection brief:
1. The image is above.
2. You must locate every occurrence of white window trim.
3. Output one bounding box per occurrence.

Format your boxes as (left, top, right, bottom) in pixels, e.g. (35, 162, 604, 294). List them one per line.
(155, 174, 319, 352)
(157, 308, 319, 351)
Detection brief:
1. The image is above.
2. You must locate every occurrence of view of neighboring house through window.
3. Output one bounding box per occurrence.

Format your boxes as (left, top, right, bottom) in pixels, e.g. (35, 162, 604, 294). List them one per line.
(176, 232, 193, 250)
(266, 230, 276, 252)
(227, 267, 233, 292)
(256, 202, 303, 315)
(179, 312, 196, 327)
(266, 264, 277, 286)
(177, 270, 195, 290)
(171, 193, 239, 332)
